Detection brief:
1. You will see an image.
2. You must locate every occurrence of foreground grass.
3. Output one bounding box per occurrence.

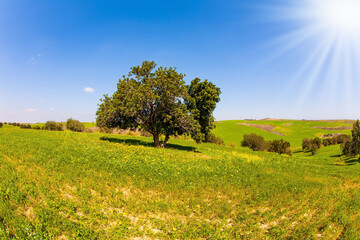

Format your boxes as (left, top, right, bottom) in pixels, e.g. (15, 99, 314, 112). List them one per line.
(1, 126, 360, 239)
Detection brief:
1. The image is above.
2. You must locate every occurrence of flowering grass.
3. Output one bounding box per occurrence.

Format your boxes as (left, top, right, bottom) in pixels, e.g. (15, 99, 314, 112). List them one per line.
(1, 124, 360, 239)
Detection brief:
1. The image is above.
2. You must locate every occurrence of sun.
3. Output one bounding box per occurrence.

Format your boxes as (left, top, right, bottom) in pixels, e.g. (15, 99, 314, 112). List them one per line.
(312, 0, 360, 36)
(260, 0, 360, 117)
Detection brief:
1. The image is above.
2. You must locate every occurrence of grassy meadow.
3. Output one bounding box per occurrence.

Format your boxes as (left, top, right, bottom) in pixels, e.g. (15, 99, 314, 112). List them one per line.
(1, 120, 360, 239)
(214, 119, 353, 148)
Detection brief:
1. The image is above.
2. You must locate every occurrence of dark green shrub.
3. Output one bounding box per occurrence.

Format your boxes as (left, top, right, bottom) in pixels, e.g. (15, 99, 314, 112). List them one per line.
(66, 118, 85, 132)
(322, 138, 332, 147)
(207, 133, 225, 145)
(32, 125, 41, 130)
(312, 137, 322, 148)
(241, 133, 268, 151)
(309, 143, 318, 155)
(334, 134, 351, 145)
(20, 124, 31, 129)
(285, 148, 293, 156)
(302, 138, 310, 151)
(44, 121, 63, 131)
(268, 139, 291, 155)
(341, 120, 360, 158)
(341, 141, 353, 157)
(0, 122, 3, 128)
(4, 122, 7, 125)
(302, 137, 321, 155)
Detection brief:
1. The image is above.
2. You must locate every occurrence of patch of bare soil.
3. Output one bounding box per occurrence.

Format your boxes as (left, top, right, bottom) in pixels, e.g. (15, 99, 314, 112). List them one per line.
(86, 127, 141, 135)
(284, 123, 293, 126)
(306, 120, 355, 124)
(237, 123, 284, 136)
(313, 126, 352, 131)
(87, 127, 100, 133)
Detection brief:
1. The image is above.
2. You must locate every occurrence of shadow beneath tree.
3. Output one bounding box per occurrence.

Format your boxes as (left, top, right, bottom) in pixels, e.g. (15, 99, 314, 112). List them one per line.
(100, 136, 198, 152)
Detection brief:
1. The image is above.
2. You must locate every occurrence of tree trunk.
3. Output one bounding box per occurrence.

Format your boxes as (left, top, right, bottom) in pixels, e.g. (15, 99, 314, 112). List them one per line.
(153, 134, 161, 148)
(162, 134, 170, 148)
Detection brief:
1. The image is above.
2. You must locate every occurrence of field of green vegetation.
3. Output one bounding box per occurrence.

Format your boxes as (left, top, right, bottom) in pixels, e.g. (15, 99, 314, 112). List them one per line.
(1, 121, 360, 239)
(214, 119, 353, 148)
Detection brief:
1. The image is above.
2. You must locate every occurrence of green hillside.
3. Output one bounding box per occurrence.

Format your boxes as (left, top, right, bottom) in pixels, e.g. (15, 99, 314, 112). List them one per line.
(213, 119, 353, 148)
(1, 124, 360, 239)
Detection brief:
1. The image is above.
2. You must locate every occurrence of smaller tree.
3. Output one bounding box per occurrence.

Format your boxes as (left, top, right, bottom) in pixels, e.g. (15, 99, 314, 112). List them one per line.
(207, 132, 225, 145)
(186, 78, 221, 143)
(342, 120, 360, 158)
(44, 121, 64, 131)
(322, 138, 332, 147)
(268, 139, 291, 155)
(0, 122, 3, 128)
(302, 137, 321, 155)
(241, 133, 268, 151)
(302, 138, 310, 151)
(66, 118, 85, 132)
(20, 124, 32, 129)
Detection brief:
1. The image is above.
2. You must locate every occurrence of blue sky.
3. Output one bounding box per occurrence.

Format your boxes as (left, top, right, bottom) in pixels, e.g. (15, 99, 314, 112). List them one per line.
(1, 0, 360, 123)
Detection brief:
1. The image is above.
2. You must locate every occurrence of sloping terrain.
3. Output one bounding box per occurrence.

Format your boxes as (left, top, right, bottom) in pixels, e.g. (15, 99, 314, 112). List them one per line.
(0, 125, 359, 239)
(213, 120, 353, 148)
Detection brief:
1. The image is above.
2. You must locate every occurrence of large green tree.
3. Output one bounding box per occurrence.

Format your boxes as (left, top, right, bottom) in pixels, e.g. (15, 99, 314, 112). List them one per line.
(186, 78, 221, 142)
(342, 120, 360, 158)
(96, 61, 199, 148)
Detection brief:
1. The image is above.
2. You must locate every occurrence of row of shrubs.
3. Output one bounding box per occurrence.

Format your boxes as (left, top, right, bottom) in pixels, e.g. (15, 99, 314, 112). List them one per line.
(302, 134, 351, 155)
(8, 119, 86, 132)
(2, 122, 21, 126)
(322, 134, 350, 146)
(241, 133, 292, 156)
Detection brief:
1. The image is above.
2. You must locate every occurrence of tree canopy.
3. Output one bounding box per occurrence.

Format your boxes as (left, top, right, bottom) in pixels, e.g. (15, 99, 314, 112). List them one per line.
(342, 120, 360, 158)
(186, 78, 221, 142)
(96, 61, 202, 148)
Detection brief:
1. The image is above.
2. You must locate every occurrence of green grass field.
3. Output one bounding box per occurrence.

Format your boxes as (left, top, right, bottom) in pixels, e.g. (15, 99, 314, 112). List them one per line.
(213, 119, 353, 148)
(1, 121, 360, 239)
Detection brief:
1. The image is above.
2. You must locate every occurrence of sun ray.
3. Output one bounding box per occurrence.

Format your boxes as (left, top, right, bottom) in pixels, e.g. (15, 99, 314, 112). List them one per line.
(260, 0, 360, 118)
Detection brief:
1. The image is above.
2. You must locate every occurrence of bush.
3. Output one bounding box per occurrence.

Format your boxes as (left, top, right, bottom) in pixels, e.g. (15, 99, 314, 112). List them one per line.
(341, 140, 353, 157)
(322, 138, 332, 147)
(207, 133, 225, 145)
(268, 139, 291, 155)
(302, 138, 310, 151)
(20, 124, 32, 129)
(44, 121, 63, 131)
(66, 118, 85, 132)
(285, 148, 293, 156)
(0, 122, 3, 128)
(228, 142, 236, 148)
(334, 134, 351, 145)
(312, 137, 322, 148)
(241, 133, 268, 151)
(32, 125, 41, 130)
(302, 137, 321, 155)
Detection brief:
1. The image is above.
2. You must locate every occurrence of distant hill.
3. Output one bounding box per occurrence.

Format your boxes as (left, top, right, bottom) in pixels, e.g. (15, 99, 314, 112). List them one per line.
(213, 119, 353, 148)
